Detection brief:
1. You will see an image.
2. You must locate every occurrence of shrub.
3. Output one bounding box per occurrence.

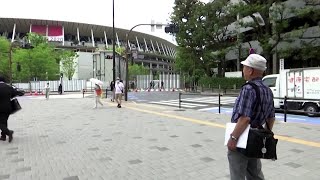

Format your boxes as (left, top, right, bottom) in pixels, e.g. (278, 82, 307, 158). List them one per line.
(198, 77, 245, 89)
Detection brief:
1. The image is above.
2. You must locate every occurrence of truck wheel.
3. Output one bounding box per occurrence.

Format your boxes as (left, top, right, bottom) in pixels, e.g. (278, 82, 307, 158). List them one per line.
(304, 103, 319, 117)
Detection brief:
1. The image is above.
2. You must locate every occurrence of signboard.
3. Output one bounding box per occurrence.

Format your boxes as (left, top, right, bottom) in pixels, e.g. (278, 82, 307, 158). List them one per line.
(31, 25, 64, 42)
(225, 71, 242, 78)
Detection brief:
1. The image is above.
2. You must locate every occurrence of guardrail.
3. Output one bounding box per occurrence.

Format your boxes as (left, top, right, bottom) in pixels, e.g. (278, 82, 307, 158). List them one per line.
(178, 92, 320, 122)
(274, 96, 320, 122)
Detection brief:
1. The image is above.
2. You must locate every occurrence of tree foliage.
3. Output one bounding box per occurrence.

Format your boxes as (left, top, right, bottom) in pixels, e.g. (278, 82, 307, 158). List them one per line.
(128, 64, 149, 80)
(171, 0, 237, 78)
(171, 0, 320, 75)
(59, 50, 79, 80)
(12, 33, 60, 82)
(1, 33, 77, 82)
(0, 36, 10, 80)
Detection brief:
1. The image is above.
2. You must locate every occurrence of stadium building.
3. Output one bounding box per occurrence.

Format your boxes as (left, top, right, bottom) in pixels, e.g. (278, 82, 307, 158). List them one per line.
(0, 17, 177, 82)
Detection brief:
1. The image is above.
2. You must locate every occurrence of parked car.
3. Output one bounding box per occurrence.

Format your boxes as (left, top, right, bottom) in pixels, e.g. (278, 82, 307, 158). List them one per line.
(12, 85, 25, 96)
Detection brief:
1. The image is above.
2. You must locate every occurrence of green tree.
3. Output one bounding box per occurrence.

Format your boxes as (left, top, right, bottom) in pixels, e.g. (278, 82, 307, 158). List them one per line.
(128, 64, 149, 80)
(60, 50, 78, 80)
(0, 36, 10, 80)
(171, 0, 237, 77)
(229, 1, 320, 72)
(13, 33, 60, 82)
(27, 32, 48, 46)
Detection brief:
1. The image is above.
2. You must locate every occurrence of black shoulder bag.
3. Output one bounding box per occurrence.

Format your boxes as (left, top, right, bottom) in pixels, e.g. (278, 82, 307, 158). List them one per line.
(10, 98, 22, 114)
(239, 82, 278, 160)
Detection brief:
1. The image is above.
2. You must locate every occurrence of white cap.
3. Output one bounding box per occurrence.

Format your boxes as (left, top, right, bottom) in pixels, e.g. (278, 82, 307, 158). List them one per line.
(116, 77, 120, 80)
(241, 54, 267, 71)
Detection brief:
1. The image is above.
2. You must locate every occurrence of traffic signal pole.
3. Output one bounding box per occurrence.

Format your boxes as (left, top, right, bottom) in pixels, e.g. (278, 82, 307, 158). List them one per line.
(124, 23, 166, 101)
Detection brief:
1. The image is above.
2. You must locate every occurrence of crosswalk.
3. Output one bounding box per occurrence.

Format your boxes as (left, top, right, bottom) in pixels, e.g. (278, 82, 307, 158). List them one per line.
(149, 96, 237, 109)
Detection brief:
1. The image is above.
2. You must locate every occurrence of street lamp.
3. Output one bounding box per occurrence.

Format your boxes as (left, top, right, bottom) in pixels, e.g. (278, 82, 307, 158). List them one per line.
(112, 0, 116, 84)
(124, 23, 166, 101)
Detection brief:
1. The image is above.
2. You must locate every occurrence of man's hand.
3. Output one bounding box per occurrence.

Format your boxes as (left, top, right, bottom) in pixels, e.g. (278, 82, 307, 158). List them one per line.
(227, 138, 237, 151)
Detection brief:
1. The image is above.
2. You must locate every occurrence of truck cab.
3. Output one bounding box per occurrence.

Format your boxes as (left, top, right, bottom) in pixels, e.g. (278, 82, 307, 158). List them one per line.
(262, 74, 281, 108)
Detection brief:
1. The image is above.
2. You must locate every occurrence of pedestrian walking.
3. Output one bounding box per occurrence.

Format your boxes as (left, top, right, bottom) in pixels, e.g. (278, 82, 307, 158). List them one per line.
(44, 82, 50, 100)
(115, 77, 124, 108)
(93, 84, 103, 108)
(110, 81, 115, 102)
(58, 84, 62, 95)
(0, 75, 19, 143)
(227, 54, 275, 180)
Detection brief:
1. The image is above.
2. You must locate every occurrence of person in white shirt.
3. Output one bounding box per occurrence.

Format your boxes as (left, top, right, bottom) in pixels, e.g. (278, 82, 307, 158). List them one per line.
(44, 83, 50, 100)
(114, 77, 124, 108)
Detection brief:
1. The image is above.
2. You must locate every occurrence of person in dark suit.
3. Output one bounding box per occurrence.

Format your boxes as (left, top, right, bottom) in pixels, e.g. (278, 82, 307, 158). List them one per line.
(58, 84, 62, 95)
(0, 75, 18, 143)
(110, 81, 115, 102)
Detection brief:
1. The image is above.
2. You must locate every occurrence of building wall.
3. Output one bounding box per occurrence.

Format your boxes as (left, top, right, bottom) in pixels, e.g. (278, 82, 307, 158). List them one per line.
(76, 52, 93, 80)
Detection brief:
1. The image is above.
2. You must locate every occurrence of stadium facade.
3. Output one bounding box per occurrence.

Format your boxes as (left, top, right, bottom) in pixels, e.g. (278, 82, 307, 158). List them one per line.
(0, 17, 177, 82)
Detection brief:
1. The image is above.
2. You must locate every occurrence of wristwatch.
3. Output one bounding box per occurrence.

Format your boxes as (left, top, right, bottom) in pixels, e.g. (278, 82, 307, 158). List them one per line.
(230, 134, 238, 141)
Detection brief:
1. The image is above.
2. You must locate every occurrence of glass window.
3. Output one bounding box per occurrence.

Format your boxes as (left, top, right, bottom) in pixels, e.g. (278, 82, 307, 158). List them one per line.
(263, 77, 277, 87)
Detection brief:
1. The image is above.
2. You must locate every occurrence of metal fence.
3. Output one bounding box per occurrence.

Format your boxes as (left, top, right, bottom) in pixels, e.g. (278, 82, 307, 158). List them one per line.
(13, 80, 105, 92)
(136, 74, 181, 90)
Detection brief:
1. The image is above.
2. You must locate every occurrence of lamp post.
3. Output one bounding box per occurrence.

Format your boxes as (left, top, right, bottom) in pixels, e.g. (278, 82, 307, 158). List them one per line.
(112, 0, 116, 84)
(124, 23, 166, 101)
(8, 41, 21, 85)
(9, 44, 13, 85)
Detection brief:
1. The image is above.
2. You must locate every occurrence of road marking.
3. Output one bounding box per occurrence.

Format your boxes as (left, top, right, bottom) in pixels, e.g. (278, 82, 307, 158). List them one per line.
(126, 104, 320, 148)
(125, 102, 167, 110)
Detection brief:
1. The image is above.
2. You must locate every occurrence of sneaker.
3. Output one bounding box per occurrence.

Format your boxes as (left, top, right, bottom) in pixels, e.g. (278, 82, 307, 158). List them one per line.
(0, 136, 6, 141)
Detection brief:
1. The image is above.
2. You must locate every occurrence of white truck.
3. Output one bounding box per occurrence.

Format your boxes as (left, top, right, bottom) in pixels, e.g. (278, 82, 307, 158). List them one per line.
(262, 67, 320, 116)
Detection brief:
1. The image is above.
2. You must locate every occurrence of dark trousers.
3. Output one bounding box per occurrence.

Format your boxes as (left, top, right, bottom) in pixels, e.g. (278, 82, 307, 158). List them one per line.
(0, 113, 10, 136)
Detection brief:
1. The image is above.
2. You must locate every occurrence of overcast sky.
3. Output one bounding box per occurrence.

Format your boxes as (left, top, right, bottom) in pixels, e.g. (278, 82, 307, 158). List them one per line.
(0, 0, 209, 44)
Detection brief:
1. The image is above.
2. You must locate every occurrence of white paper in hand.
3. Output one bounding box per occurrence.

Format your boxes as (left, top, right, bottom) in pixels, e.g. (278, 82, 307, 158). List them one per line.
(224, 123, 250, 149)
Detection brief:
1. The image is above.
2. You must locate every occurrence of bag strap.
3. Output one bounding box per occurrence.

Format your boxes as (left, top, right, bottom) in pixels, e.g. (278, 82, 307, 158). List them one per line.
(244, 81, 272, 131)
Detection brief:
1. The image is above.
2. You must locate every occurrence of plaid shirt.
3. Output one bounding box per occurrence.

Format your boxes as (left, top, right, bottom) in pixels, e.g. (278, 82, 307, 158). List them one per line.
(231, 78, 275, 127)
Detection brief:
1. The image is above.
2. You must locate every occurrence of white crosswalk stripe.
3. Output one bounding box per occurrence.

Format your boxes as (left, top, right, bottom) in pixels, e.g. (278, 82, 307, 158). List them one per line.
(149, 96, 237, 109)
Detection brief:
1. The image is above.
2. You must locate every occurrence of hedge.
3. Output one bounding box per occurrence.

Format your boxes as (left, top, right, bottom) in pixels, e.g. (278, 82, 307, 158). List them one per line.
(198, 77, 246, 89)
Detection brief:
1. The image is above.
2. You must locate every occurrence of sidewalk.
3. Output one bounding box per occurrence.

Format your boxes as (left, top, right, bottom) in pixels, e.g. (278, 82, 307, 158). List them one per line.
(0, 97, 319, 180)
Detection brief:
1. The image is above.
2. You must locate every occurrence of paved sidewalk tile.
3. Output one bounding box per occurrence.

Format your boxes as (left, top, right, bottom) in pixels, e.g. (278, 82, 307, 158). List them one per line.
(0, 97, 319, 180)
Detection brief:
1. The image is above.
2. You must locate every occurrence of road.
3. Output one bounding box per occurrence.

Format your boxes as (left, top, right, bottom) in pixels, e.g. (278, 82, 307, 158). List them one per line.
(128, 91, 320, 125)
